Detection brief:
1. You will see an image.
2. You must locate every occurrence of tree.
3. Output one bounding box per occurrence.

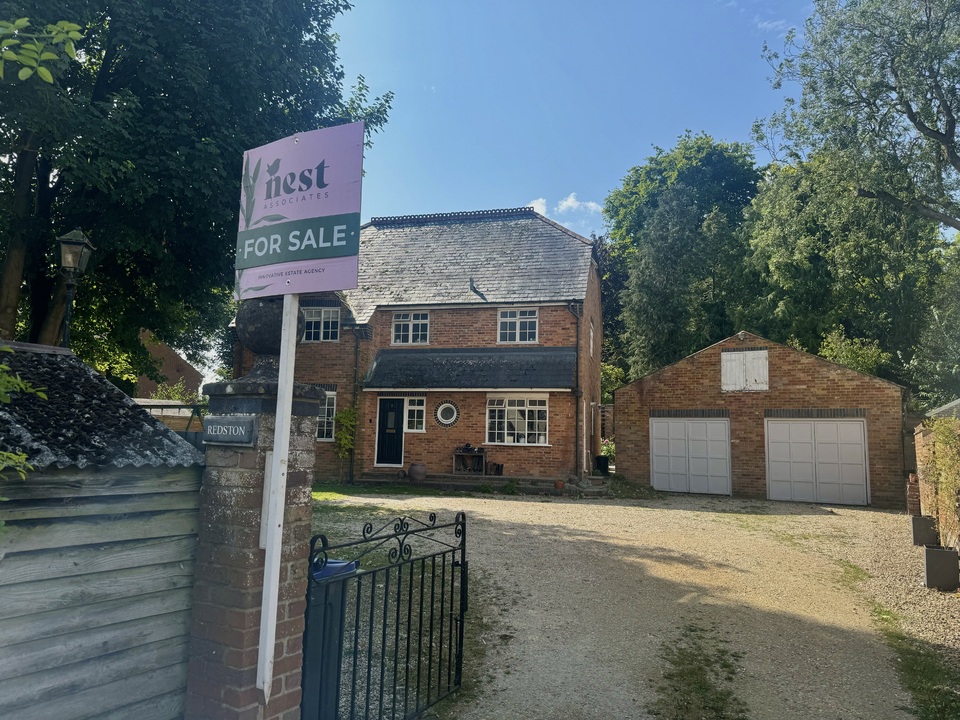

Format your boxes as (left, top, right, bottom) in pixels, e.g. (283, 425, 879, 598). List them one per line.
(0, 1, 392, 387)
(740, 153, 943, 379)
(603, 133, 759, 376)
(817, 325, 892, 376)
(909, 245, 960, 408)
(761, 0, 960, 230)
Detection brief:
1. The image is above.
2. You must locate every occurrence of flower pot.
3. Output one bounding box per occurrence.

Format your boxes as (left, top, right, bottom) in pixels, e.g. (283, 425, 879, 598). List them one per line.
(912, 516, 939, 547)
(924, 545, 960, 591)
(554, 480, 565, 490)
(408, 462, 427, 483)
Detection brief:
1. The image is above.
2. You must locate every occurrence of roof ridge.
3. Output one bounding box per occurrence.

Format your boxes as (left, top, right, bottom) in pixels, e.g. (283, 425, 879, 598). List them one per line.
(366, 207, 536, 227)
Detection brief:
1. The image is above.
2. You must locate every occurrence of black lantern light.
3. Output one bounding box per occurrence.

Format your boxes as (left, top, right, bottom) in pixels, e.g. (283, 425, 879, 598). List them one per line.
(56, 229, 95, 349)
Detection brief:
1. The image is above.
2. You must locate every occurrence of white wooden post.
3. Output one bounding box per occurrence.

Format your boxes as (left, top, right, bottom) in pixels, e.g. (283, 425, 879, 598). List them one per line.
(257, 293, 300, 703)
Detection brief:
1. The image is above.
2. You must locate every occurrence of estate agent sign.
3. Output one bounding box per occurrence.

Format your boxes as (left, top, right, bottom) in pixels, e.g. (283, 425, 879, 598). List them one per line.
(235, 122, 364, 299)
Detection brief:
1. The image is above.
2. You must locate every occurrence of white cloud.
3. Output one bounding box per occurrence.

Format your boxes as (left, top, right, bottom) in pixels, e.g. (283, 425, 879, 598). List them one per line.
(754, 17, 790, 33)
(555, 192, 602, 215)
(527, 198, 547, 215)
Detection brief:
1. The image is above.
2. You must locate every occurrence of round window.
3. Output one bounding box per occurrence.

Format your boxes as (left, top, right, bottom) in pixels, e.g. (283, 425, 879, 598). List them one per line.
(435, 401, 460, 427)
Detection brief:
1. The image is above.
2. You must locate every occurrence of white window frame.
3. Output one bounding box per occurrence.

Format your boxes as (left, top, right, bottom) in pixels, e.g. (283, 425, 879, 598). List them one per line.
(392, 311, 430, 345)
(721, 350, 769, 392)
(405, 397, 426, 432)
(498, 308, 538, 344)
(303, 307, 340, 342)
(317, 393, 336, 441)
(589, 320, 595, 357)
(486, 394, 549, 445)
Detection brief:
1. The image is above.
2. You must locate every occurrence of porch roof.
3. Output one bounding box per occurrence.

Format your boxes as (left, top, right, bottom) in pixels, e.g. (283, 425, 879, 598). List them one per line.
(363, 347, 577, 391)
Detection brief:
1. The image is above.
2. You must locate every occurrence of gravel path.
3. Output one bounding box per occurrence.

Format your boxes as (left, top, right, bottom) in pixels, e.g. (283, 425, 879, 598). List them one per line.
(319, 492, 960, 719)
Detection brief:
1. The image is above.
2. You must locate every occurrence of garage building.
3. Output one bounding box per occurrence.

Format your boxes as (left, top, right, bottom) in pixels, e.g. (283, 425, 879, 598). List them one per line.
(614, 332, 905, 509)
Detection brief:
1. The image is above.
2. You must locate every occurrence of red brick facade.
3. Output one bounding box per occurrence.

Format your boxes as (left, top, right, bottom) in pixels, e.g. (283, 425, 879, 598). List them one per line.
(614, 332, 905, 508)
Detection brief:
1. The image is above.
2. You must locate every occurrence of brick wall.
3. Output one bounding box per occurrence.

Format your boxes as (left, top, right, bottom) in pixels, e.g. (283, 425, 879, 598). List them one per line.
(354, 390, 577, 479)
(614, 332, 905, 509)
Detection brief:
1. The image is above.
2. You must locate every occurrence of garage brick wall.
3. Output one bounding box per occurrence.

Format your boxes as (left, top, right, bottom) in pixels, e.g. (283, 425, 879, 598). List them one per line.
(614, 332, 905, 509)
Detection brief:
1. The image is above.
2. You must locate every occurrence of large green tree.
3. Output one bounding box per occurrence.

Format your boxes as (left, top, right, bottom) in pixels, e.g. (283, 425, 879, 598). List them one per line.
(762, 0, 960, 230)
(909, 244, 960, 408)
(740, 153, 943, 380)
(603, 133, 759, 376)
(0, 1, 391, 387)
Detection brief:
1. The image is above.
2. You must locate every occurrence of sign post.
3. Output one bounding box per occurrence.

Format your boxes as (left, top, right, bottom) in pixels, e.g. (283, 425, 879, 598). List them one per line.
(235, 122, 364, 704)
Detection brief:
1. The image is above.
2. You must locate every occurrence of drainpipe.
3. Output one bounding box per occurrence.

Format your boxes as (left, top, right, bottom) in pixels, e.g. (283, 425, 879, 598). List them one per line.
(567, 301, 583, 480)
(349, 326, 362, 484)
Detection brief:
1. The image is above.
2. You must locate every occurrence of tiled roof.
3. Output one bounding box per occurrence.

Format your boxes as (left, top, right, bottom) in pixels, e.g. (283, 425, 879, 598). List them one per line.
(0, 343, 204, 470)
(342, 208, 594, 323)
(364, 347, 577, 390)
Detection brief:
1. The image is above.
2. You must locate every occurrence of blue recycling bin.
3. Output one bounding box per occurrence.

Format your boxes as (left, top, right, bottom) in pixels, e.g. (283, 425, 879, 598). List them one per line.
(302, 559, 359, 720)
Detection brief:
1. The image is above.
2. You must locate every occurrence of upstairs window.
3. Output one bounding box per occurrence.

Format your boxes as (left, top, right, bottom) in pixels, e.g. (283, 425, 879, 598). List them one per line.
(304, 308, 339, 342)
(393, 312, 429, 344)
(499, 308, 538, 343)
(721, 349, 768, 392)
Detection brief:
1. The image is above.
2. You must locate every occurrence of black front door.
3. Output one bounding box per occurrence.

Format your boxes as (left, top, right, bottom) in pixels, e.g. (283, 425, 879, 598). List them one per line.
(376, 398, 405, 465)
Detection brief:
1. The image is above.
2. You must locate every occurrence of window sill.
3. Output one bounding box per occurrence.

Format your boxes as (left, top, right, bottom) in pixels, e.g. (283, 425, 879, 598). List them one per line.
(316, 438, 334, 443)
(483, 443, 552, 448)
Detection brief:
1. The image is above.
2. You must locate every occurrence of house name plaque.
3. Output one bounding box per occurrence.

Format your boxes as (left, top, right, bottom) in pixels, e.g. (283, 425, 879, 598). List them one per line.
(202, 415, 257, 447)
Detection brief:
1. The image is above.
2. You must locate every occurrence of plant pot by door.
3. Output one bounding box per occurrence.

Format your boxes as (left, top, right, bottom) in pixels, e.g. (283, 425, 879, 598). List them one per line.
(912, 516, 939, 546)
(924, 545, 960, 591)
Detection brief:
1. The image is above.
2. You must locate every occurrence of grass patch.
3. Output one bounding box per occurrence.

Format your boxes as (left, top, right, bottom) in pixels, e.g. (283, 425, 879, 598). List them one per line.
(835, 559, 871, 591)
(871, 603, 960, 719)
(650, 622, 750, 720)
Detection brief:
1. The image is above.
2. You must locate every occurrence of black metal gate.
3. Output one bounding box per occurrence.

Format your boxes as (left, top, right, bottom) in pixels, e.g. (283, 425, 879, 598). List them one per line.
(302, 512, 467, 720)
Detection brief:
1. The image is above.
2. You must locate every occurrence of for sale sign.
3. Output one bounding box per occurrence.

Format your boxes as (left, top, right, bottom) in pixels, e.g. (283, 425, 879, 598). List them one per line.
(235, 122, 363, 299)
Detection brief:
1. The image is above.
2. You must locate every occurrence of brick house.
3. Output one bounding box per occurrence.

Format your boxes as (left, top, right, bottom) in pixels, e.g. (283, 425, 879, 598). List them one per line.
(239, 207, 603, 483)
(614, 332, 905, 508)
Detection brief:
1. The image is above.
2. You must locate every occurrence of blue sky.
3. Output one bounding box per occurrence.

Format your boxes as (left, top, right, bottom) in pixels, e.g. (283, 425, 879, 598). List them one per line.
(334, 1, 809, 238)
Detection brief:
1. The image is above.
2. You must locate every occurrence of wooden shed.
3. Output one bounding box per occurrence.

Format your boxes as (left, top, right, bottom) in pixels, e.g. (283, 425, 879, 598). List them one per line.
(0, 343, 204, 719)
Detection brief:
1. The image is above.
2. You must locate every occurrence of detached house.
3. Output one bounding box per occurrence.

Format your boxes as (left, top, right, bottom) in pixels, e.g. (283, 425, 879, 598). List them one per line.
(239, 207, 602, 483)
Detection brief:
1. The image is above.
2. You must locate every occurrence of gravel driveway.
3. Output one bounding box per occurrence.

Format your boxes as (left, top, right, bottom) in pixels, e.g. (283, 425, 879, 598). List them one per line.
(317, 492, 960, 719)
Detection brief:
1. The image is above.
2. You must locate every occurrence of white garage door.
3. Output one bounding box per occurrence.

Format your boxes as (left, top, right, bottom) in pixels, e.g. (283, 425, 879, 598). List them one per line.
(650, 419, 730, 495)
(766, 420, 868, 505)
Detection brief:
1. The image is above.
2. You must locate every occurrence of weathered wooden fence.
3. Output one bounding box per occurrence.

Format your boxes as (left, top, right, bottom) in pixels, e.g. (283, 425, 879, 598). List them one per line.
(0, 465, 202, 720)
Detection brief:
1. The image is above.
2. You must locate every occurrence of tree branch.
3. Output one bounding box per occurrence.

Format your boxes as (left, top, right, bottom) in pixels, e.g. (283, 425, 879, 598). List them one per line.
(856, 187, 960, 231)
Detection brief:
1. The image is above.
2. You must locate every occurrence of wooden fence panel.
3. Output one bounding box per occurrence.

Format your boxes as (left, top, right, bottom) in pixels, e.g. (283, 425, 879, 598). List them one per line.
(0, 465, 202, 720)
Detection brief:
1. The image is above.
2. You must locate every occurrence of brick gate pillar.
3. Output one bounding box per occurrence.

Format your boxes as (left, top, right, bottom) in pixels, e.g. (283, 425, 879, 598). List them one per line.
(185, 376, 321, 720)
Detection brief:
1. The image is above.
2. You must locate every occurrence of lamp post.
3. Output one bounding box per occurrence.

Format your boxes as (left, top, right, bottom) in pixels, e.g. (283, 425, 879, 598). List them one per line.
(57, 229, 95, 349)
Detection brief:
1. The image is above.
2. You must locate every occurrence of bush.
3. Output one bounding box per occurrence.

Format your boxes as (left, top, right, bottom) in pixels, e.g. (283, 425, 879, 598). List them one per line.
(600, 437, 616, 463)
(917, 417, 960, 549)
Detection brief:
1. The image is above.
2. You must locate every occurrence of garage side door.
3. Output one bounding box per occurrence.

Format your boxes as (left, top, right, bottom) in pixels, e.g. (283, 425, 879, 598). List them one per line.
(650, 419, 730, 495)
(766, 420, 867, 505)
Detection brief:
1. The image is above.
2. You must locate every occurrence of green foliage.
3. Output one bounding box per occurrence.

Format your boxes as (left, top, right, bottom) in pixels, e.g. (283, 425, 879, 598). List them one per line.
(740, 155, 943, 378)
(604, 133, 759, 377)
(599, 437, 615, 462)
(600, 362, 625, 405)
(650, 623, 750, 720)
(333, 404, 358, 461)
(817, 326, 892, 377)
(0, 346, 45, 479)
(918, 418, 960, 552)
(150, 378, 203, 405)
(0, 0, 392, 382)
(760, 0, 960, 231)
(909, 247, 960, 409)
(0, 17, 81, 83)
